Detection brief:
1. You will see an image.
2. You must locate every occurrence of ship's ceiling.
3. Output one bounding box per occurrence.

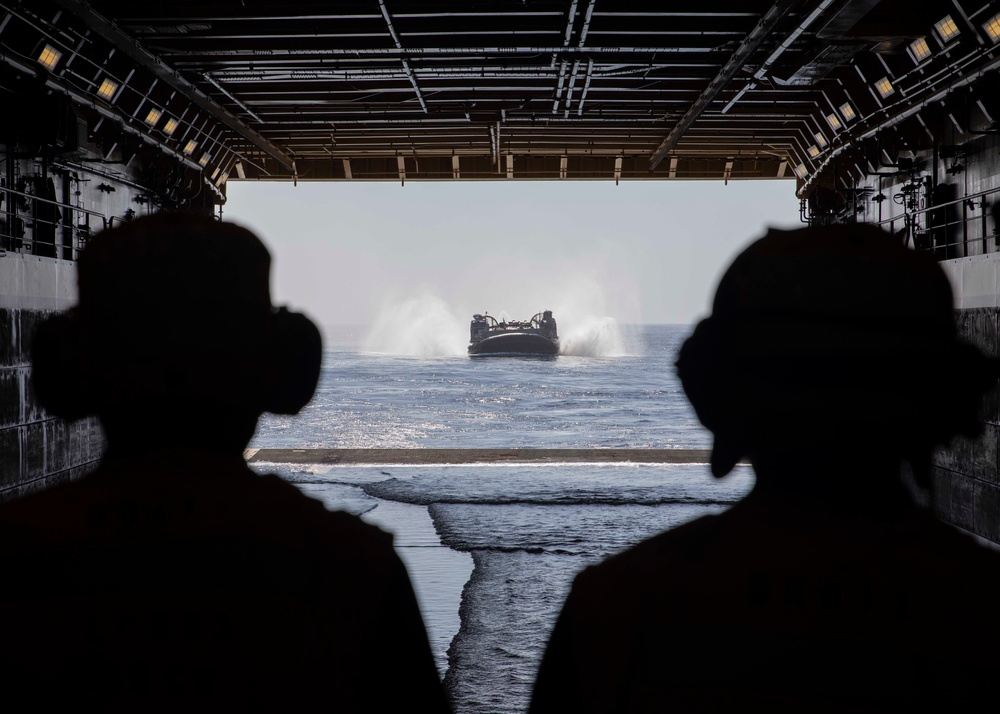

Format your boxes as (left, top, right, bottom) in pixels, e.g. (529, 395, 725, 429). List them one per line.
(4, 0, 1000, 192)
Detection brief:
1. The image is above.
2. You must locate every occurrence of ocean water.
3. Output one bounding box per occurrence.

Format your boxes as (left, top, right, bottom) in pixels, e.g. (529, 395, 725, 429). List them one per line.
(250, 324, 755, 713)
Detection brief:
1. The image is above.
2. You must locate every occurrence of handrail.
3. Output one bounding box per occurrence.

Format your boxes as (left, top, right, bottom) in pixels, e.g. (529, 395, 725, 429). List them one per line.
(1, 182, 111, 261)
(867, 183, 1000, 226)
(0, 183, 106, 219)
(850, 182, 1000, 257)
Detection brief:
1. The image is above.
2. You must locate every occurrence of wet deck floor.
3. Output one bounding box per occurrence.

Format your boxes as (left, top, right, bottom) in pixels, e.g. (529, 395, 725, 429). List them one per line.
(244, 448, 717, 465)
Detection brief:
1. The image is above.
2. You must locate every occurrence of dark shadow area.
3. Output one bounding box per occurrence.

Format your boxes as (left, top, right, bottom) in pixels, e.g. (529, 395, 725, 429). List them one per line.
(531, 224, 1000, 712)
(0, 212, 450, 712)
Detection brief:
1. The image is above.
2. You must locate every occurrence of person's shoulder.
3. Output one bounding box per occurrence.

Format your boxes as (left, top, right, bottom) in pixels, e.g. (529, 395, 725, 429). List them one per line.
(252, 472, 395, 548)
(571, 511, 728, 601)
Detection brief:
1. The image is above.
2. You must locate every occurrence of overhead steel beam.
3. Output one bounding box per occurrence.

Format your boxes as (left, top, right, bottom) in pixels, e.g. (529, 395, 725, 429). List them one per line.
(377, 0, 429, 113)
(51, 0, 296, 172)
(648, 0, 800, 169)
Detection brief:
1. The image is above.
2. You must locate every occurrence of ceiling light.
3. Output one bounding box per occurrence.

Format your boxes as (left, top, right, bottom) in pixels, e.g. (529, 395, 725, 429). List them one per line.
(814, 132, 828, 148)
(793, 164, 808, 178)
(37, 44, 62, 71)
(216, 172, 228, 186)
(183, 140, 198, 155)
(199, 153, 210, 167)
(162, 117, 179, 135)
(839, 102, 857, 122)
(874, 77, 895, 99)
(935, 15, 960, 43)
(808, 145, 820, 158)
(909, 37, 932, 62)
(211, 167, 221, 180)
(144, 107, 162, 126)
(96, 78, 119, 101)
(826, 112, 842, 130)
(983, 13, 1000, 43)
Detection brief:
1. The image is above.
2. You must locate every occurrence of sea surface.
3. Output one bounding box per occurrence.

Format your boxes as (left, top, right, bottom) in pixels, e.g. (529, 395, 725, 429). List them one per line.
(249, 324, 754, 713)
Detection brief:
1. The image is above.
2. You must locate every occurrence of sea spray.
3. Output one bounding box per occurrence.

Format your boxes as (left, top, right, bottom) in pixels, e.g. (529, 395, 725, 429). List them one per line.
(547, 270, 634, 357)
(363, 292, 467, 356)
(559, 316, 625, 357)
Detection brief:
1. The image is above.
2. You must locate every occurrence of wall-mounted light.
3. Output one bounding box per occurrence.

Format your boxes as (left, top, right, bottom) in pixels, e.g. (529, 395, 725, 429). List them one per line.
(839, 102, 857, 122)
(934, 15, 960, 44)
(814, 131, 828, 148)
(826, 112, 842, 130)
(183, 140, 198, 155)
(37, 44, 62, 71)
(793, 164, 808, 178)
(162, 117, 179, 135)
(983, 13, 1000, 43)
(96, 78, 119, 101)
(874, 77, 895, 99)
(144, 107, 162, 127)
(199, 153, 211, 167)
(908, 37, 932, 63)
(808, 145, 821, 158)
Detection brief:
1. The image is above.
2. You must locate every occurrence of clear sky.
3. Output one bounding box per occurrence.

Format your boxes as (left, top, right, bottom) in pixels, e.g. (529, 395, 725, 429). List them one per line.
(223, 179, 802, 328)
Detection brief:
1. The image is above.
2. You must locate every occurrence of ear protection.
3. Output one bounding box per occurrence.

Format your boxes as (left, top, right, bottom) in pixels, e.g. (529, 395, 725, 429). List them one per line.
(261, 307, 323, 415)
(31, 306, 323, 420)
(675, 317, 746, 477)
(677, 311, 999, 478)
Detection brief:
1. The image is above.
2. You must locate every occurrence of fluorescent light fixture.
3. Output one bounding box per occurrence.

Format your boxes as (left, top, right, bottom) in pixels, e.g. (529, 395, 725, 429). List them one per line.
(983, 13, 1000, 43)
(808, 145, 820, 158)
(162, 117, 179, 135)
(144, 107, 162, 126)
(211, 167, 221, 180)
(875, 77, 895, 99)
(909, 37, 932, 62)
(814, 131, 828, 148)
(96, 78, 119, 101)
(199, 153, 210, 167)
(839, 102, 857, 122)
(934, 15, 960, 43)
(216, 172, 228, 186)
(793, 164, 808, 178)
(37, 44, 62, 71)
(826, 112, 842, 130)
(183, 140, 198, 155)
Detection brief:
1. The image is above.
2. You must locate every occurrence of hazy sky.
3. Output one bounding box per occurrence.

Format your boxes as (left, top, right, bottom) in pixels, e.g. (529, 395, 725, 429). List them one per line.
(223, 179, 802, 327)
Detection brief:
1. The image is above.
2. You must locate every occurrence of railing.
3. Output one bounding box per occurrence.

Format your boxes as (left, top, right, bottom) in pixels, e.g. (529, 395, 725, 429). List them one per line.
(824, 183, 1000, 259)
(0, 183, 108, 261)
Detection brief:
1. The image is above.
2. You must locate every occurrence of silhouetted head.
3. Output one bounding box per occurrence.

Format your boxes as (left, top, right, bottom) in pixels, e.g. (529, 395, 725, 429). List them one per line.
(677, 224, 995, 480)
(32, 212, 322, 453)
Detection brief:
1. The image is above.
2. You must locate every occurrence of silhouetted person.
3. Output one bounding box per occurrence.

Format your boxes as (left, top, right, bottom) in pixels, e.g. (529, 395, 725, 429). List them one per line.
(530, 225, 1000, 712)
(1, 213, 450, 712)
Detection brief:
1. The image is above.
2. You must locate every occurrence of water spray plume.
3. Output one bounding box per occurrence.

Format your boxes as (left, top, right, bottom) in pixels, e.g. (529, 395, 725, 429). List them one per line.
(559, 316, 625, 357)
(363, 292, 466, 356)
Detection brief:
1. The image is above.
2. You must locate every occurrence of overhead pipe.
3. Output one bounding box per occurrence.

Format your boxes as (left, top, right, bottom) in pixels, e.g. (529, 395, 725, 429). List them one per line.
(202, 73, 265, 123)
(561, 0, 597, 118)
(649, 0, 800, 169)
(727, 0, 855, 120)
(207, 64, 695, 82)
(552, 60, 569, 114)
(377, 0, 429, 113)
(553, 0, 579, 69)
(563, 60, 582, 117)
(577, 59, 595, 115)
(168, 45, 719, 60)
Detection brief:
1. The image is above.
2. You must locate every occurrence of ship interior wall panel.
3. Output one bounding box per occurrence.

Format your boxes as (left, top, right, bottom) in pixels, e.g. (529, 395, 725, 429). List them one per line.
(0, 301, 104, 500)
